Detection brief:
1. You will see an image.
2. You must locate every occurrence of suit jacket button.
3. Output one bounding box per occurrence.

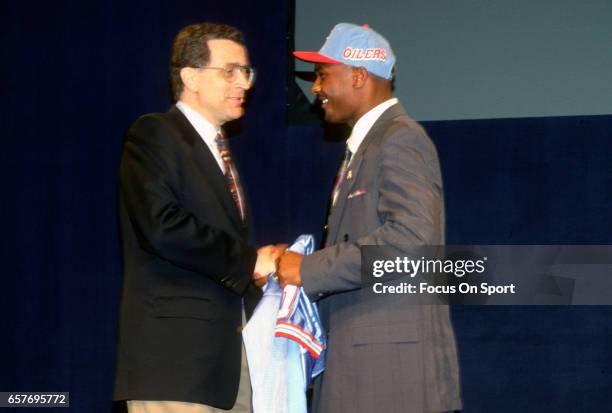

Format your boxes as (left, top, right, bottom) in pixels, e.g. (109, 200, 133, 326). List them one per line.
(318, 293, 325, 297)
(343, 234, 349, 242)
(324, 224, 328, 231)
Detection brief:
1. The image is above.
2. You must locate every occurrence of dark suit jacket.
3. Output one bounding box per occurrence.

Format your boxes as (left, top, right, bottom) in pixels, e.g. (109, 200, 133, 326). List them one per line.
(113, 106, 258, 409)
(302, 103, 462, 413)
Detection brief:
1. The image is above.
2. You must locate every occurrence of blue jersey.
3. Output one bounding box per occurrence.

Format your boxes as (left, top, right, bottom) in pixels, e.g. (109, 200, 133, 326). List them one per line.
(242, 235, 326, 413)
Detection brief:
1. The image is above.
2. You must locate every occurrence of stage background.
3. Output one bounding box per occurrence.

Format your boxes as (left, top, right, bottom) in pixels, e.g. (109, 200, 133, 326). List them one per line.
(295, 0, 612, 121)
(2, 0, 611, 411)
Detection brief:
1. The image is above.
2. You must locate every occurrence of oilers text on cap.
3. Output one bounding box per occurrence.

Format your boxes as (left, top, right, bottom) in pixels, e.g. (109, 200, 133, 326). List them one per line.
(293, 22, 396, 80)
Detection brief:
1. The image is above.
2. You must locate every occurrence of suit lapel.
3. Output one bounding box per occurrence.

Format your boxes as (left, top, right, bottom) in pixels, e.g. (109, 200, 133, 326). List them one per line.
(167, 106, 245, 228)
(325, 154, 362, 245)
(326, 103, 407, 245)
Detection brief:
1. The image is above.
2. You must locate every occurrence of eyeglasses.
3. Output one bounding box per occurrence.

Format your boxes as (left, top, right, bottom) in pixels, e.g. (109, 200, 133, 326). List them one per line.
(197, 63, 256, 84)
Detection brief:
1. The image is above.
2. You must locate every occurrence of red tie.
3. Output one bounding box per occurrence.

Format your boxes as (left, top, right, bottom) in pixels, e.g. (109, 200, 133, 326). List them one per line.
(215, 133, 246, 222)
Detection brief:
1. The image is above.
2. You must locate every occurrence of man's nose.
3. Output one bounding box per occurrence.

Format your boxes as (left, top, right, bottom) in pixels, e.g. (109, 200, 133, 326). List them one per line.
(311, 80, 321, 95)
(235, 69, 252, 90)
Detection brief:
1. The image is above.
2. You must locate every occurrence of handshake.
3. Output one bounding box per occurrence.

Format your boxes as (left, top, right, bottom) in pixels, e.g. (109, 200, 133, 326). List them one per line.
(253, 244, 303, 288)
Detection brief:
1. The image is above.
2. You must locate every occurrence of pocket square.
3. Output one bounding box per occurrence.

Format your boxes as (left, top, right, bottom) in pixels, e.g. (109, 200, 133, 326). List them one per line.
(347, 188, 367, 199)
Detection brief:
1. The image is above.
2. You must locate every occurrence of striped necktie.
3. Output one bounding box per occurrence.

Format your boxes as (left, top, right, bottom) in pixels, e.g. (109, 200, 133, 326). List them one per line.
(331, 146, 352, 206)
(215, 133, 246, 222)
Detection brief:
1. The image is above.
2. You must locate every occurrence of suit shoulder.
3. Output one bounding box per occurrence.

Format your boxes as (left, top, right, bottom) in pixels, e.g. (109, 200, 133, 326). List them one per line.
(383, 115, 435, 149)
(126, 111, 182, 146)
(384, 113, 428, 139)
(378, 116, 439, 164)
(121, 111, 188, 169)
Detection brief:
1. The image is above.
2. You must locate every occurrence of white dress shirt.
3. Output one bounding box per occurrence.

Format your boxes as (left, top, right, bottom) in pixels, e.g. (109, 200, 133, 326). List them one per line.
(176, 101, 226, 173)
(346, 97, 399, 162)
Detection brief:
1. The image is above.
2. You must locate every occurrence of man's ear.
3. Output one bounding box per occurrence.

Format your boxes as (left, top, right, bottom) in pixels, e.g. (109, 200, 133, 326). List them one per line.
(180, 67, 199, 92)
(352, 66, 368, 89)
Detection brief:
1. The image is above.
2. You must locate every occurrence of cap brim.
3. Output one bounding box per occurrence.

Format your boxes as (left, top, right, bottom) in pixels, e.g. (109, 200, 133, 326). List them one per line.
(293, 51, 343, 64)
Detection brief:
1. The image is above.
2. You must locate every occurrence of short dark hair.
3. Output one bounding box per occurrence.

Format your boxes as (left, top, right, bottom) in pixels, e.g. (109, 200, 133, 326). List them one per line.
(169, 23, 244, 101)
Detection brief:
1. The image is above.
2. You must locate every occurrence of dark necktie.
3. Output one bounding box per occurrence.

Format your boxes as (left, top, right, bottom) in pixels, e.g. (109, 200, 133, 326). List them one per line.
(215, 133, 246, 222)
(331, 146, 353, 206)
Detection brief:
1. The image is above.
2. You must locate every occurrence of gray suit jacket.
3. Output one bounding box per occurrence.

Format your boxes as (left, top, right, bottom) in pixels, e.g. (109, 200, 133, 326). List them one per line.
(302, 103, 462, 413)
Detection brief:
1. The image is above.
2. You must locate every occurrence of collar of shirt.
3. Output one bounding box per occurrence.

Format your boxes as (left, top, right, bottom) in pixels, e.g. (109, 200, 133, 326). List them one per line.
(176, 101, 226, 173)
(346, 97, 399, 157)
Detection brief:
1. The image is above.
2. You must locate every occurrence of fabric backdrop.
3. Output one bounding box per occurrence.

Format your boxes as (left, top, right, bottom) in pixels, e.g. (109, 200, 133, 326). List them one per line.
(2, 1, 611, 411)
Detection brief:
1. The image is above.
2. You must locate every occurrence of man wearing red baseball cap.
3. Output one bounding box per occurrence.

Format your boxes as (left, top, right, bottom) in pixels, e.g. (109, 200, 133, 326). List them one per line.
(276, 23, 463, 413)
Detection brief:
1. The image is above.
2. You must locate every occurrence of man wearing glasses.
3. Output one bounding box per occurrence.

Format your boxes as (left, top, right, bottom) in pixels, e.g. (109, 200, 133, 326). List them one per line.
(114, 23, 278, 413)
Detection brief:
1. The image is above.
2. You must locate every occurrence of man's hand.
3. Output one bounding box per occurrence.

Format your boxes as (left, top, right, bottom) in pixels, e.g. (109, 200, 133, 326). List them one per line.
(253, 244, 288, 287)
(277, 251, 304, 288)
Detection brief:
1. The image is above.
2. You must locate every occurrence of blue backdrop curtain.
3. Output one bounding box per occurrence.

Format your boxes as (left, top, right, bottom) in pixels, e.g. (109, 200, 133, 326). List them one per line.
(2, 1, 611, 411)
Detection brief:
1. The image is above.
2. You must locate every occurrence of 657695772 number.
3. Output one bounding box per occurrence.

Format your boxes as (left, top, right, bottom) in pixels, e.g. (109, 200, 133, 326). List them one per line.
(1, 392, 69, 407)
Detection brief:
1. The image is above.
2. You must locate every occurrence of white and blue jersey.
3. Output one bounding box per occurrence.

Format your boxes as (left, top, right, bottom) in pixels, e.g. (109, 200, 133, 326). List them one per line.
(242, 235, 326, 413)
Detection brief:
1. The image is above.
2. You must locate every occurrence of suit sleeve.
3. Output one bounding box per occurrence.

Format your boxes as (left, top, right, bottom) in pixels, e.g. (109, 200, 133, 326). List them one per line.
(119, 115, 257, 294)
(301, 125, 444, 297)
